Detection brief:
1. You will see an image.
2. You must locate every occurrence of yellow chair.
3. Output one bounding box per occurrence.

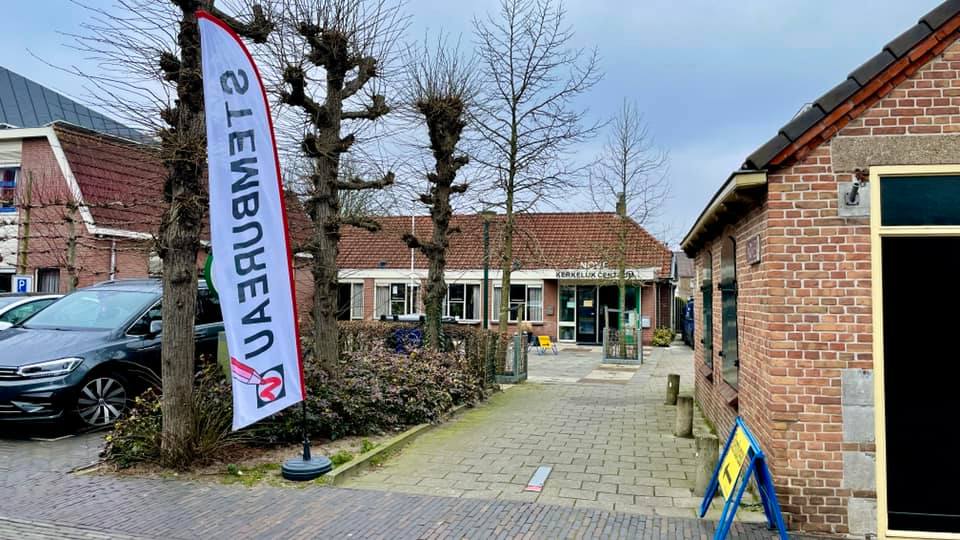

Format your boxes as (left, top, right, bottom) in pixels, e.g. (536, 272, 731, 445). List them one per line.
(537, 335, 558, 355)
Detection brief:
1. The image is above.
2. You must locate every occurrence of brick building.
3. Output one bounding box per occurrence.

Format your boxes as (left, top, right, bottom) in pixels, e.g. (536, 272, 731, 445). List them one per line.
(337, 213, 675, 345)
(682, 1, 960, 538)
(2, 124, 674, 346)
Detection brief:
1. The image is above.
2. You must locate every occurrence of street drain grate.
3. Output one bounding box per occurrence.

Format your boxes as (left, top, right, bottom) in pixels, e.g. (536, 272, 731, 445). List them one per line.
(523, 466, 552, 492)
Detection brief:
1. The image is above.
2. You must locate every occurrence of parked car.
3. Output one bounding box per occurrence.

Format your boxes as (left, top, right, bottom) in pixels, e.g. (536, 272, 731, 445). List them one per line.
(0, 293, 62, 330)
(0, 279, 223, 427)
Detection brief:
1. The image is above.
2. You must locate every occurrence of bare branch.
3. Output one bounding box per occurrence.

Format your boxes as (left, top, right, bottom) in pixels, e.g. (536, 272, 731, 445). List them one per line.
(336, 171, 395, 190)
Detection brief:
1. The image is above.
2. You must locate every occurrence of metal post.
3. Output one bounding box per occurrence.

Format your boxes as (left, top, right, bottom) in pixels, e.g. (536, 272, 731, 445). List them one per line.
(301, 399, 311, 461)
(482, 219, 490, 330)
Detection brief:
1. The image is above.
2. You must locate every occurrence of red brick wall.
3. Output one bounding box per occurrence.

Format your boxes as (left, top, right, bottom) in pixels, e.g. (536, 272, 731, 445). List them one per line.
(656, 281, 672, 330)
(640, 284, 655, 344)
(693, 202, 770, 473)
(688, 37, 960, 537)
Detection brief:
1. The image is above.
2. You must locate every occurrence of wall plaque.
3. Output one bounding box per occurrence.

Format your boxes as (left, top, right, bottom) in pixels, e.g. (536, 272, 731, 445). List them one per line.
(746, 235, 761, 265)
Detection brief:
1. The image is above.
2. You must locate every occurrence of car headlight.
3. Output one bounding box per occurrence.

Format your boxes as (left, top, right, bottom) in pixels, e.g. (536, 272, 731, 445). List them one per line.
(16, 358, 84, 378)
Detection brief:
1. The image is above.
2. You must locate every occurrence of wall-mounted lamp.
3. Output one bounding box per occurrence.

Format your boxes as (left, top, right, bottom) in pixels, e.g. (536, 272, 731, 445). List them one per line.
(838, 168, 870, 218)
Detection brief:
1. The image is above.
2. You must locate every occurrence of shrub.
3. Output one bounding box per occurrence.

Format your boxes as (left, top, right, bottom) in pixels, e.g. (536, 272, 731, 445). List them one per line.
(651, 327, 675, 347)
(104, 367, 247, 469)
(257, 345, 485, 441)
(105, 338, 486, 468)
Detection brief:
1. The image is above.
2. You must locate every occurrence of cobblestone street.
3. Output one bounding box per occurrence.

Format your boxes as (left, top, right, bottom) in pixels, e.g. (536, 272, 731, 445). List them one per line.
(0, 345, 804, 539)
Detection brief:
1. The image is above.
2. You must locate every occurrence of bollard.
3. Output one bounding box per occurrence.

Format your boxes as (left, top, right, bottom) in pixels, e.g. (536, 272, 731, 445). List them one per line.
(665, 373, 680, 405)
(694, 434, 719, 496)
(674, 396, 694, 438)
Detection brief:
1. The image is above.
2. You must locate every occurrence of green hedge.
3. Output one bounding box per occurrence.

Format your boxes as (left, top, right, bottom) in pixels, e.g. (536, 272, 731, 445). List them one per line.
(105, 321, 499, 469)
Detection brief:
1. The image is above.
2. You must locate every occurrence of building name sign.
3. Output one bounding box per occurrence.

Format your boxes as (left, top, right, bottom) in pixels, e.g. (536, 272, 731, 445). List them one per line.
(556, 268, 640, 280)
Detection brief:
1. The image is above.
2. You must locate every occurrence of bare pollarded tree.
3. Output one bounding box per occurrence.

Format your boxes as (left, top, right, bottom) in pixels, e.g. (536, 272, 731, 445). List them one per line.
(472, 0, 602, 337)
(400, 36, 478, 349)
(590, 99, 669, 334)
(70, 0, 273, 465)
(268, 0, 406, 374)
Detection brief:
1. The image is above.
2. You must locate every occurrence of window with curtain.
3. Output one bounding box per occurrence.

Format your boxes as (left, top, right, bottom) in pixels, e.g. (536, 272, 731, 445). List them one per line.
(720, 237, 738, 389)
(375, 285, 390, 318)
(405, 284, 420, 314)
(526, 286, 542, 322)
(350, 283, 363, 319)
(467, 284, 480, 320)
(445, 284, 480, 320)
(37, 268, 60, 293)
(492, 284, 543, 322)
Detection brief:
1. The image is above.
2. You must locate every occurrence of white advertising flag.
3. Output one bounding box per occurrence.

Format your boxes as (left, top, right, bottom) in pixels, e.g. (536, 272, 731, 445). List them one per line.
(198, 11, 304, 430)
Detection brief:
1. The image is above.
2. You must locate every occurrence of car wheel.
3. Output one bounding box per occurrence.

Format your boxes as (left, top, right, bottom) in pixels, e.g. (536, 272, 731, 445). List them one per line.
(75, 373, 129, 427)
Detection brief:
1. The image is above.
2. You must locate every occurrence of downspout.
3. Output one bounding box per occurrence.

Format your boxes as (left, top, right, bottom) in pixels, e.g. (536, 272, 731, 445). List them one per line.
(109, 239, 117, 281)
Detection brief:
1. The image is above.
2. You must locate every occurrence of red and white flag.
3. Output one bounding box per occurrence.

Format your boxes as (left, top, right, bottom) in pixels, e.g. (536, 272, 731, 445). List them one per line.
(198, 11, 304, 430)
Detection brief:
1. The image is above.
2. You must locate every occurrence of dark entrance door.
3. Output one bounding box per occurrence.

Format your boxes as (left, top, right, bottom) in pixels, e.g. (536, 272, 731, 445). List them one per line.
(576, 286, 597, 343)
(598, 285, 620, 339)
(882, 236, 960, 533)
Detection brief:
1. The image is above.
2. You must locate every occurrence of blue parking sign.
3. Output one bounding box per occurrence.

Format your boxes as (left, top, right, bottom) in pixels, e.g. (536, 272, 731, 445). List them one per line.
(13, 275, 31, 293)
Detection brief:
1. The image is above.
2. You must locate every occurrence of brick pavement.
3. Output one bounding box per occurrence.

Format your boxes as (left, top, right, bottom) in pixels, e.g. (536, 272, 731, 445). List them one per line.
(0, 345, 813, 539)
(345, 345, 717, 519)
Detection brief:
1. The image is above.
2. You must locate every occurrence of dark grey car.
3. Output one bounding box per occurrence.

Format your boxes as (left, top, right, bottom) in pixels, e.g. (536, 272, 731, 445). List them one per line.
(0, 279, 223, 427)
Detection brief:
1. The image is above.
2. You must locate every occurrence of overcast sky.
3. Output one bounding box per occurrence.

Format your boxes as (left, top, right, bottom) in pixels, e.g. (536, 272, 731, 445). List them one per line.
(0, 0, 944, 243)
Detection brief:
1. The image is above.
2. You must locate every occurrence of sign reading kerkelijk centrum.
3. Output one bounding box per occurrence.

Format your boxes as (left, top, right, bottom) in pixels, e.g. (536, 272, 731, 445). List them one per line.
(198, 11, 304, 430)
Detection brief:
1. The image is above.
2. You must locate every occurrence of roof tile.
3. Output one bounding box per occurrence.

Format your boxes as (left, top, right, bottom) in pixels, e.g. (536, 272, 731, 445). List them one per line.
(743, 134, 791, 170)
(814, 78, 860, 113)
(848, 50, 897, 86)
(338, 213, 673, 277)
(921, 0, 960, 30)
(779, 105, 826, 141)
(884, 23, 933, 58)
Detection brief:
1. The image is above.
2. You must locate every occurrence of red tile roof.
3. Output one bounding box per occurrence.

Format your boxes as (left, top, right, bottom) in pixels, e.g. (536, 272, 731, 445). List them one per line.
(54, 123, 166, 234)
(338, 213, 673, 277)
(53, 123, 310, 246)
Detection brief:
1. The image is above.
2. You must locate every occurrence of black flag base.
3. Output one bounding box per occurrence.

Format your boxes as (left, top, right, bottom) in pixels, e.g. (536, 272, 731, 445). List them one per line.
(281, 454, 332, 481)
(281, 400, 332, 481)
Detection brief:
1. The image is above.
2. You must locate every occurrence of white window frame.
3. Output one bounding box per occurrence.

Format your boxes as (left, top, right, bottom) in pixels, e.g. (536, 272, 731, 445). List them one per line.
(557, 283, 576, 341)
(349, 282, 364, 320)
(491, 282, 544, 323)
(375, 284, 390, 318)
(379, 282, 420, 317)
(445, 282, 481, 321)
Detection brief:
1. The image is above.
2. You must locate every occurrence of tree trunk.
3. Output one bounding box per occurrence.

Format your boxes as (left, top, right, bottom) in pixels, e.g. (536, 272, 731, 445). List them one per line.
(497, 198, 514, 337)
(423, 183, 452, 350)
(66, 203, 79, 291)
(16, 172, 32, 274)
(309, 80, 344, 377)
(311, 179, 340, 376)
(617, 193, 627, 358)
(158, 3, 205, 462)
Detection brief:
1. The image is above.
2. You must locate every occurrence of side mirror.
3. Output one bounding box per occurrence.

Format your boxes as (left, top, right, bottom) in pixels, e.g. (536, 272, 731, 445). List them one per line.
(149, 320, 163, 335)
(0, 321, 12, 331)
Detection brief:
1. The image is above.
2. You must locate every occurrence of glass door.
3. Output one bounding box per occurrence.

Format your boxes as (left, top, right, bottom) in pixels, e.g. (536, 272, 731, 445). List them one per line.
(576, 286, 597, 343)
(559, 285, 576, 341)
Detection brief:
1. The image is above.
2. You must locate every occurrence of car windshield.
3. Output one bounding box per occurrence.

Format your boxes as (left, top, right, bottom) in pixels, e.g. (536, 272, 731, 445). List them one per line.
(23, 290, 156, 331)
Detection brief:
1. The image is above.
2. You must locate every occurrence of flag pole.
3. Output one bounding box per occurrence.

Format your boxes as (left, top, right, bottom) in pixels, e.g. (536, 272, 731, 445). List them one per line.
(301, 399, 311, 461)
